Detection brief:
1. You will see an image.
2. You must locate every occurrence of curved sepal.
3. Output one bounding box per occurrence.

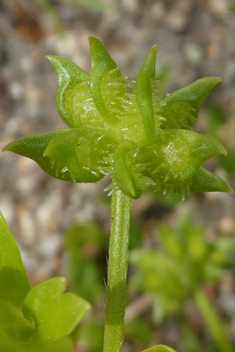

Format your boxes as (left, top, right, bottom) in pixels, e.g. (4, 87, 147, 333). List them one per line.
(23, 277, 91, 340)
(190, 167, 233, 194)
(44, 128, 119, 183)
(112, 141, 156, 198)
(135, 70, 156, 145)
(160, 77, 222, 130)
(140, 45, 158, 79)
(0, 212, 30, 306)
(142, 344, 177, 352)
(44, 128, 103, 183)
(113, 141, 142, 199)
(2, 129, 78, 182)
(89, 36, 124, 127)
(46, 56, 104, 129)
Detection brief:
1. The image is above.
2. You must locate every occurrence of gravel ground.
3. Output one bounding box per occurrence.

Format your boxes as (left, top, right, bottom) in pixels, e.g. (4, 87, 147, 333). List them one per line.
(0, 0, 235, 349)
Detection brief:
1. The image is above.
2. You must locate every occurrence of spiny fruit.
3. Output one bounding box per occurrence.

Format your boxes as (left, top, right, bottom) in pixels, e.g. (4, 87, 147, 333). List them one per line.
(3, 37, 232, 199)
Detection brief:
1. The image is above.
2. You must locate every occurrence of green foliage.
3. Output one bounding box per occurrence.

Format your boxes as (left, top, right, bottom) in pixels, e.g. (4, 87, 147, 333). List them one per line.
(64, 222, 108, 302)
(3, 37, 232, 200)
(125, 318, 152, 344)
(0, 212, 91, 351)
(130, 213, 234, 322)
(77, 318, 104, 352)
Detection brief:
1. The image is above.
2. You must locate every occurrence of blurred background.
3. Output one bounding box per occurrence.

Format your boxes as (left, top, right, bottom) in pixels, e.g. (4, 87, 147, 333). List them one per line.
(0, 0, 235, 351)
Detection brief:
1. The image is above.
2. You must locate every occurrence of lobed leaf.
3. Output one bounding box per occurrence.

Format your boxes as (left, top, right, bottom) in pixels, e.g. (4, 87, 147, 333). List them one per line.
(0, 214, 91, 351)
(23, 277, 91, 340)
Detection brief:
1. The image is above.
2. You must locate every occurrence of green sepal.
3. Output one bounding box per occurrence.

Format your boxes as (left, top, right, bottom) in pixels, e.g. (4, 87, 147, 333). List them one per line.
(46, 55, 105, 129)
(89, 36, 123, 127)
(46, 55, 89, 128)
(140, 45, 158, 79)
(23, 277, 91, 340)
(160, 77, 222, 130)
(44, 128, 120, 183)
(2, 129, 78, 182)
(135, 70, 155, 145)
(113, 141, 142, 199)
(44, 128, 104, 183)
(147, 129, 227, 184)
(141, 344, 177, 352)
(190, 167, 233, 194)
(0, 212, 30, 306)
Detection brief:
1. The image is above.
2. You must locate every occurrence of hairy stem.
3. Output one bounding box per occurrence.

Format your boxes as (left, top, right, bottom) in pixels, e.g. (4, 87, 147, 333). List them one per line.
(194, 288, 234, 352)
(103, 190, 132, 352)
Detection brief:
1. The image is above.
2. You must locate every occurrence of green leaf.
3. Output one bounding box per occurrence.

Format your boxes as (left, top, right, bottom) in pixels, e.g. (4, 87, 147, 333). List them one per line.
(160, 77, 222, 130)
(142, 344, 177, 352)
(23, 277, 91, 340)
(0, 212, 30, 306)
(89, 36, 123, 127)
(190, 167, 233, 194)
(46, 56, 105, 129)
(0, 333, 73, 352)
(0, 214, 91, 351)
(0, 301, 34, 342)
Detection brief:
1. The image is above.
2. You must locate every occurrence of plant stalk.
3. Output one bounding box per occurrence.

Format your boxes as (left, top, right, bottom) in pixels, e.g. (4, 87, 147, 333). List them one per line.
(103, 190, 132, 352)
(194, 288, 234, 352)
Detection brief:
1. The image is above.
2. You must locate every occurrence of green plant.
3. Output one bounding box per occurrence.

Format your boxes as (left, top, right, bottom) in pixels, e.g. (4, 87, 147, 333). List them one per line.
(0, 212, 90, 351)
(2, 37, 232, 351)
(64, 221, 108, 303)
(130, 213, 235, 352)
